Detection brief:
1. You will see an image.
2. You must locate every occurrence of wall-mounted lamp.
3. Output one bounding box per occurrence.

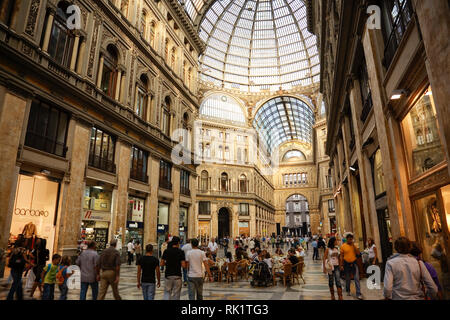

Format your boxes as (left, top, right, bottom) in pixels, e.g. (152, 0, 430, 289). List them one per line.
(390, 89, 409, 101)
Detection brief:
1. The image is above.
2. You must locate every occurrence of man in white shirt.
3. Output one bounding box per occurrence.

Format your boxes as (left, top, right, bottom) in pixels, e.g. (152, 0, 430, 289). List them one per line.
(127, 240, 134, 265)
(186, 239, 212, 300)
(181, 240, 192, 286)
(208, 239, 218, 261)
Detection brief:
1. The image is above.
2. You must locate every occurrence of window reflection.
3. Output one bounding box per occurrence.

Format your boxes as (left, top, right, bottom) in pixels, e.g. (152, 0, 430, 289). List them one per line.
(401, 87, 445, 178)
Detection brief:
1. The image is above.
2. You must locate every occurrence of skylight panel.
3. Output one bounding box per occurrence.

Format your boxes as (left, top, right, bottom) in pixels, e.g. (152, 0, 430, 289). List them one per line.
(199, 0, 319, 94)
(274, 6, 290, 19)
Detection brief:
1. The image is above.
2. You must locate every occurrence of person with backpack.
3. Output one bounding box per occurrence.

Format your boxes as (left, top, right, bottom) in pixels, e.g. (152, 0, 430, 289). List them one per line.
(7, 247, 29, 300)
(56, 256, 74, 300)
(41, 254, 62, 300)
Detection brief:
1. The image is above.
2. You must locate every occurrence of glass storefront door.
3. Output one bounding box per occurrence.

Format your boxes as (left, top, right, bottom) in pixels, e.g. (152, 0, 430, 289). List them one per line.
(179, 207, 188, 244)
(10, 174, 59, 257)
(126, 196, 145, 245)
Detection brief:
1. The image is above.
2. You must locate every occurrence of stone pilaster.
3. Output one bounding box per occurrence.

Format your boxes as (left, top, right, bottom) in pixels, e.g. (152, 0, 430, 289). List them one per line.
(111, 140, 131, 254)
(0, 89, 28, 251)
(146, 157, 160, 244)
(169, 167, 180, 236)
(58, 118, 91, 257)
(362, 27, 403, 239)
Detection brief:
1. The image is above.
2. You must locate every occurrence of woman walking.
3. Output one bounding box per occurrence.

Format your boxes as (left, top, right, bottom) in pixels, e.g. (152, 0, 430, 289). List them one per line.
(323, 237, 343, 300)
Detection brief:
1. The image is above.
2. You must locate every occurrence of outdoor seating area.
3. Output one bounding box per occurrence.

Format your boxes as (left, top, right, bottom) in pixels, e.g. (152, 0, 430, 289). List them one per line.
(202, 254, 306, 288)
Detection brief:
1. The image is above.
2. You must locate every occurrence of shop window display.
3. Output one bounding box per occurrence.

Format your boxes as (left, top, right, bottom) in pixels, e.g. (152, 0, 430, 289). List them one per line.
(80, 187, 113, 252)
(414, 193, 449, 288)
(126, 196, 145, 246)
(9, 174, 59, 256)
(179, 207, 188, 244)
(401, 87, 445, 178)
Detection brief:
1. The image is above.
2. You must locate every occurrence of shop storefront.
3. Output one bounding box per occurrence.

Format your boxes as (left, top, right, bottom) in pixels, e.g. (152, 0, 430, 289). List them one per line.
(400, 86, 450, 297)
(80, 186, 112, 252)
(179, 206, 188, 244)
(238, 221, 249, 237)
(198, 220, 210, 243)
(9, 173, 60, 256)
(126, 196, 145, 245)
(157, 202, 169, 257)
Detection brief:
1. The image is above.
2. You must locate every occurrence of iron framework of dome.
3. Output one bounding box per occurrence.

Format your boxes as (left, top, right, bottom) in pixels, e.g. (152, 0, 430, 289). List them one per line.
(186, 0, 320, 93)
(253, 96, 315, 154)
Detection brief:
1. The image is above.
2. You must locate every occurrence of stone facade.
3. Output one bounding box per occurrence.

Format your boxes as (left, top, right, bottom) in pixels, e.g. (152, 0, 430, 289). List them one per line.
(309, 0, 450, 298)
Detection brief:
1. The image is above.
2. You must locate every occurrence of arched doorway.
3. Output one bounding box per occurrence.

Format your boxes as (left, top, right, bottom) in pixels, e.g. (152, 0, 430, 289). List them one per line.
(218, 207, 230, 239)
(284, 194, 310, 237)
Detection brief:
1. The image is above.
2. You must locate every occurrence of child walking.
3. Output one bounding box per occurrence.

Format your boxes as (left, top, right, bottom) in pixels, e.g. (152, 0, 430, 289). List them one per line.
(41, 254, 62, 300)
(57, 256, 74, 300)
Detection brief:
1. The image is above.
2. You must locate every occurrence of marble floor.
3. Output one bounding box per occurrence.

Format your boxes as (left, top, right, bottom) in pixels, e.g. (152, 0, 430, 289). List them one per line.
(0, 248, 384, 300)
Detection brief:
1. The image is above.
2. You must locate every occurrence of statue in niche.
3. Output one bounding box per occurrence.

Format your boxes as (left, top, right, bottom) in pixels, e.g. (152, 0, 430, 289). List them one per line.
(427, 198, 442, 233)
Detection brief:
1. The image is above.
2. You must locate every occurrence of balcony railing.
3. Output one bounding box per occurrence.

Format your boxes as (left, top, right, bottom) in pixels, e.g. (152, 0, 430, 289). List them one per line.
(88, 154, 116, 173)
(130, 169, 148, 183)
(25, 132, 67, 158)
(360, 91, 373, 123)
(159, 179, 172, 191)
(180, 186, 191, 197)
(383, 0, 414, 69)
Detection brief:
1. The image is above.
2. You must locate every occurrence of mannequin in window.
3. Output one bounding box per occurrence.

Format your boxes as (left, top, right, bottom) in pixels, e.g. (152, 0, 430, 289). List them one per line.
(427, 199, 442, 234)
(22, 222, 37, 250)
(22, 222, 37, 239)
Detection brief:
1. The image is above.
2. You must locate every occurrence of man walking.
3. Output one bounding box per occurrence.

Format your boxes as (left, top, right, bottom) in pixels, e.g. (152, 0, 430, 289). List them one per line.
(181, 239, 192, 287)
(339, 233, 363, 299)
(186, 239, 212, 300)
(127, 240, 134, 265)
(207, 238, 218, 261)
(161, 236, 186, 300)
(137, 244, 160, 300)
(76, 241, 99, 300)
(98, 240, 122, 300)
(312, 238, 319, 260)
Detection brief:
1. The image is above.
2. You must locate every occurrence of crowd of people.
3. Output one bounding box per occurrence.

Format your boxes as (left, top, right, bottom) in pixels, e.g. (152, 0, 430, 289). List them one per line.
(3, 232, 445, 301)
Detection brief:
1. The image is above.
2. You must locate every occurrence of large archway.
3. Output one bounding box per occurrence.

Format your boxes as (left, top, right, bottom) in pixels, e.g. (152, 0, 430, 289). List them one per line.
(218, 207, 230, 239)
(284, 194, 310, 237)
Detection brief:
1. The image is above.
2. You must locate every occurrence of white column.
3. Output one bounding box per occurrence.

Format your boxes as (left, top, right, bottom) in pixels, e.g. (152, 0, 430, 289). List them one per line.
(96, 55, 104, 88)
(70, 35, 80, 71)
(42, 12, 55, 53)
(115, 70, 122, 101)
(76, 39, 86, 74)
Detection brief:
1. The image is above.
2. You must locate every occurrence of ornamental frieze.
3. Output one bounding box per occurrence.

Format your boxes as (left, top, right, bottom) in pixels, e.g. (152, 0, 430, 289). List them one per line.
(25, 0, 41, 37)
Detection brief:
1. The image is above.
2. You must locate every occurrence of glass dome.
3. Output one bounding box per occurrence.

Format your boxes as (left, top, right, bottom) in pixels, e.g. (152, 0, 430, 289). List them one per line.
(197, 0, 320, 93)
(253, 96, 315, 153)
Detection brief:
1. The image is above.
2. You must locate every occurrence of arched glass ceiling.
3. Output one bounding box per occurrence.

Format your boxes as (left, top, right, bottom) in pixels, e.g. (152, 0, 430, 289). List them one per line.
(283, 150, 306, 161)
(178, 0, 207, 22)
(253, 96, 315, 153)
(200, 93, 246, 124)
(197, 0, 320, 93)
